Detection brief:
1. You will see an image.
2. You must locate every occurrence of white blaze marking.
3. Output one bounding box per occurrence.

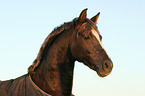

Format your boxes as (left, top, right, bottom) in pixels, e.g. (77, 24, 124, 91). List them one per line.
(91, 29, 110, 58)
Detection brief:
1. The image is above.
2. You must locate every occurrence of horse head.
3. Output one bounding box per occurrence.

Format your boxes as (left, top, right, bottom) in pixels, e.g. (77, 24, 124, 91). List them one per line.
(70, 9, 113, 77)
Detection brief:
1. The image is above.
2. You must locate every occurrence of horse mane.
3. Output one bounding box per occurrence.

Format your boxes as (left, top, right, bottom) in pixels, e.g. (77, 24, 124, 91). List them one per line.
(28, 18, 78, 74)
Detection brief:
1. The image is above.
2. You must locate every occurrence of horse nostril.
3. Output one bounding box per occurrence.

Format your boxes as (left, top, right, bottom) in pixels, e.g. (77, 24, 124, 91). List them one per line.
(104, 62, 109, 68)
(103, 60, 113, 71)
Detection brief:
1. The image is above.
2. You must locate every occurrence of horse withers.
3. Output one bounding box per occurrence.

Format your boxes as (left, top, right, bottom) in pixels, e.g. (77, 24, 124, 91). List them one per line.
(0, 9, 113, 96)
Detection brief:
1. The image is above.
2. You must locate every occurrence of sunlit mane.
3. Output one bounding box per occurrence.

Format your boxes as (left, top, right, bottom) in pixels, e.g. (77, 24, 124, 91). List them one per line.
(28, 18, 77, 74)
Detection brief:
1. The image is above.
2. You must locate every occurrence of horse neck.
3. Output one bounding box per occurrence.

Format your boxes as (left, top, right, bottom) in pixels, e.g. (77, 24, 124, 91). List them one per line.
(31, 25, 75, 96)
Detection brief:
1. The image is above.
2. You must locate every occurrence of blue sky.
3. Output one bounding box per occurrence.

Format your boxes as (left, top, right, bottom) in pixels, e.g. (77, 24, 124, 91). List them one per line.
(0, 0, 145, 96)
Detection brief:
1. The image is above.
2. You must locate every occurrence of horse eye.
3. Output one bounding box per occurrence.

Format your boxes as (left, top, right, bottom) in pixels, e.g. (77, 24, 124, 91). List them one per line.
(80, 31, 91, 39)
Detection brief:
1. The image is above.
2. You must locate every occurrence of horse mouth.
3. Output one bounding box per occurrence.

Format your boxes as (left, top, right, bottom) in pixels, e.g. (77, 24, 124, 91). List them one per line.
(94, 67, 112, 77)
(97, 70, 112, 77)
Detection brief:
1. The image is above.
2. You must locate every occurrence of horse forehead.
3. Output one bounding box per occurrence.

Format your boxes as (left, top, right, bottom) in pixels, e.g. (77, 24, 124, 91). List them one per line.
(91, 29, 100, 41)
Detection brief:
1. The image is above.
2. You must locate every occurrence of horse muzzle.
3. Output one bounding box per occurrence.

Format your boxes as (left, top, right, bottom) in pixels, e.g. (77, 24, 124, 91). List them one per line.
(95, 59, 113, 77)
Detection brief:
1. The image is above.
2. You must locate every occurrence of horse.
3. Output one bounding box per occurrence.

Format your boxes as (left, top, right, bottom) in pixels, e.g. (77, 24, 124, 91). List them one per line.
(0, 9, 113, 96)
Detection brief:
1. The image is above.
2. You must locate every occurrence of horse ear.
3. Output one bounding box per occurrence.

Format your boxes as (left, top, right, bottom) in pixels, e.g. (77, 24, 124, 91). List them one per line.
(91, 12, 100, 24)
(78, 8, 88, 22)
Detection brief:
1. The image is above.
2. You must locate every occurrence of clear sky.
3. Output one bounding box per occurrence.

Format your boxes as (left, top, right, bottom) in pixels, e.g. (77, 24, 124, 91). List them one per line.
(0, 0, 145, 96)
